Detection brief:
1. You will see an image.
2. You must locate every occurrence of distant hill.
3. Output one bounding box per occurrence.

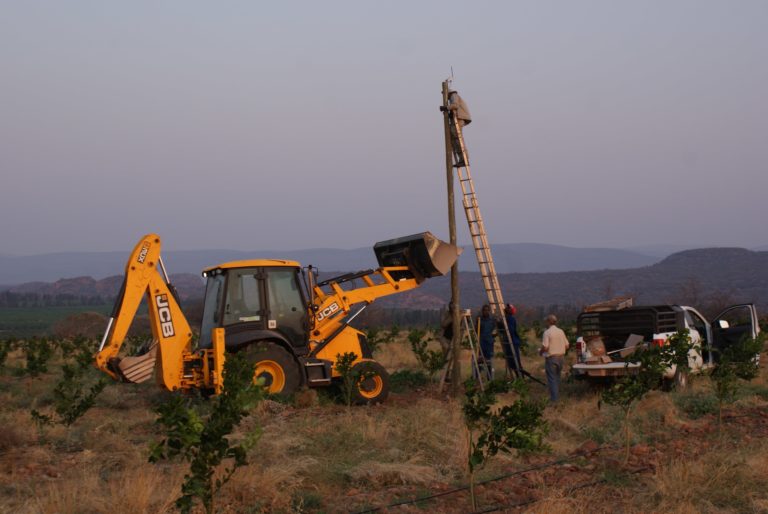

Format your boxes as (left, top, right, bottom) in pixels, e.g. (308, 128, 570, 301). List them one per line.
(388, 247, 768, 314)
(5, 248, 767, 316)
(0, 243, 658, 284)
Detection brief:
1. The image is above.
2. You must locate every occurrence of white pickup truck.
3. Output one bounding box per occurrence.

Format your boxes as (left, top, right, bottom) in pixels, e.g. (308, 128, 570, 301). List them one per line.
(571, 303, 760, 386)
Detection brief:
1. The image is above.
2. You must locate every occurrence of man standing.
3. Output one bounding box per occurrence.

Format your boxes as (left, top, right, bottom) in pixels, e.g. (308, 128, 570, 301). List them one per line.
(477, 304, 496, 380)
(502, 304, 523, 372)
(540, 314, 569, 403)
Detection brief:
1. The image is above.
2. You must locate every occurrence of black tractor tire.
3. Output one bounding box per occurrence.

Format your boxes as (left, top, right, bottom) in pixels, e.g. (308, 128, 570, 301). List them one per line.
(350, 360, 390, 405)
(242, 342, 301, 397)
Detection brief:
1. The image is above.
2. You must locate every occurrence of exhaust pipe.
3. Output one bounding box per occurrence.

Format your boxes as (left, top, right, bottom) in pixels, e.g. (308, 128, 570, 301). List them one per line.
(373, 232, 461, 282)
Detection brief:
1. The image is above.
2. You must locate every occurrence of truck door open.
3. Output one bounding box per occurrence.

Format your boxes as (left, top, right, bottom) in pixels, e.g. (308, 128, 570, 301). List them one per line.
(712, 303, 759, 360)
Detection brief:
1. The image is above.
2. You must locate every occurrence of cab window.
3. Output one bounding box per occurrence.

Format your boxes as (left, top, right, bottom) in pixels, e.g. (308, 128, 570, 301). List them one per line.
(223, 270, 263, 325)
(266, 268, 306, 345)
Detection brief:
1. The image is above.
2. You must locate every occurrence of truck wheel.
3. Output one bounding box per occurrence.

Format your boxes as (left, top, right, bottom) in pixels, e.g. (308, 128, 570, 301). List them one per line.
(350, 361, 390, 405)
(243, 342, 301, 396)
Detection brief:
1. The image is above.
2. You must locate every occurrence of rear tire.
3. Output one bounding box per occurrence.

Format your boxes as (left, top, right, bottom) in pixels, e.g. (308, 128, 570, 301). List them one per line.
(350, 361, 390, 405)
(242, 342, 301, 396)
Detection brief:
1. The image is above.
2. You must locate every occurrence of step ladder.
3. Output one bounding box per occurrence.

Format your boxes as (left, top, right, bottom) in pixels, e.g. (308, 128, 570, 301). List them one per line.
(443, 89, 524, 379)
(439, 310, 487, 392)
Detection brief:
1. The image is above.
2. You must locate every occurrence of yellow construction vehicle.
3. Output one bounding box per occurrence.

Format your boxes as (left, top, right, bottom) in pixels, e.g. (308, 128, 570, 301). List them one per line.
(94, 232, 459, 403)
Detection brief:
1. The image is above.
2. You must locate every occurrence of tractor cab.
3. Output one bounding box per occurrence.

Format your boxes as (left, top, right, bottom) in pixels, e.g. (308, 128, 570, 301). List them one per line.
(199, 260, 308, 352)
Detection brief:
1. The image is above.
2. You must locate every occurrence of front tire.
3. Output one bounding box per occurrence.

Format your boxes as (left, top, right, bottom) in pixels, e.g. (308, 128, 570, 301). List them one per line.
(350, 361, 390, 405)
(242, 342, 301, 396)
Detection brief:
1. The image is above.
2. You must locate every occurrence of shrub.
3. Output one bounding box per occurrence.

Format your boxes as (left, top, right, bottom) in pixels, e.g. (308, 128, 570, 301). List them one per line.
(601, 330, 696, 461)
(149, 353, 263, 514)
(0, 339, 15, 369)
(408, 329, 446, 380)
(389, 369, 429, 393)
(463, 378, 547, 509)
(674, 392, 718, 420)
(30, 338, 108, 428)
(20, 337, 55, 377)
(710, 334, 764, 431)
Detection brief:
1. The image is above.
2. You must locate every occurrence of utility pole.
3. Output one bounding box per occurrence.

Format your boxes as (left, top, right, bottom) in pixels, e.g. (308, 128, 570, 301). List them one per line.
(442, 80, 462, 397)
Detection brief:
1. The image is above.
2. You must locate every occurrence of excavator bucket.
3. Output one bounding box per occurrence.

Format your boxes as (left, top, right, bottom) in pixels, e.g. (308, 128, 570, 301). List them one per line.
(373, 232, 461, 282)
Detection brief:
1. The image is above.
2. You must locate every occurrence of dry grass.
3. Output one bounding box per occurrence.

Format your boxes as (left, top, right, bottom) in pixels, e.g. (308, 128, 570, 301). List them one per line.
(640, 441, 768, 513)
(1, 340, 767, 513)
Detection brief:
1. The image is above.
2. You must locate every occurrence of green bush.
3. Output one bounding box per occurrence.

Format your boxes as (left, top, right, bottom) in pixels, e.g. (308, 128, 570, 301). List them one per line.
(20, 337, 55, 377)
(463, 378, 547, 510)
(389, 369, 429, 393)
(674, 392, 719, 419)
(149, 353, 263, 514)
(30, 337, 108, 429)
(710, 334, 764, 430)
(408, 329, 446, 380)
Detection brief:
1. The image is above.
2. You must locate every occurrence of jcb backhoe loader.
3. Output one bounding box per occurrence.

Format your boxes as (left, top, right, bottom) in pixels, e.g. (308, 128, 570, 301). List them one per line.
(94, 232, 459, 403)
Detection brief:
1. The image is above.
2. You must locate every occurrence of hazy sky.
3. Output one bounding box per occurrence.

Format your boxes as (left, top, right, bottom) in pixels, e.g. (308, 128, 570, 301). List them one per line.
(1, 1, 766, 255)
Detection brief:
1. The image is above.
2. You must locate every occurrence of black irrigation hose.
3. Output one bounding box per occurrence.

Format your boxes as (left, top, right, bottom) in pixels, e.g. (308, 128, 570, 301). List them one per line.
(472, 465, 653, 514)
(470, 479, 607, 514)
(353, 445, 611, 514)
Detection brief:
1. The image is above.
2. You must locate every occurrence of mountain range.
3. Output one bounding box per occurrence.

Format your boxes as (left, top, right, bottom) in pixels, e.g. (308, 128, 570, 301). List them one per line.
(0, 242, 700, 285)
(5, 247, 768, 314)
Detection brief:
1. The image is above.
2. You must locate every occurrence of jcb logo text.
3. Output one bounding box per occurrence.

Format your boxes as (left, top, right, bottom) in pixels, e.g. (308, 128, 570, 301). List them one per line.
(316, 302, 340, 322)
(155, 294, 175, 338)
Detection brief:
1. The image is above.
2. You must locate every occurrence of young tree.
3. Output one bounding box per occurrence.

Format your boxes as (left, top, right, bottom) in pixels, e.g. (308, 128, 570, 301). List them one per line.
(333, 352, 381, 408)
(602, 330, 695, 461)
(710, 334, 764, 432)
(149, 353, 263, 514)
(21, 337, 55, 377)
(31, 338, 108, 429)
(463, 378, 547, 510)
(408, 328, 446, 380)
(601, 347, 665, 462)
(660, 329, 695, 390)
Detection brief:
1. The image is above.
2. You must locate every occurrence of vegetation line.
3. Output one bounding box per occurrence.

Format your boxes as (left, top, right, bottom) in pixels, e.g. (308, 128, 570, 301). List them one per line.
(353, 445, 611, 514)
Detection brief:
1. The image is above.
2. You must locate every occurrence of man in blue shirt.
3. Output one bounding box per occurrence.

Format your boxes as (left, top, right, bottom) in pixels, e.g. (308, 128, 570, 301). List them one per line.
(501, 304, 524, 373)
(477, 304, 496, 380)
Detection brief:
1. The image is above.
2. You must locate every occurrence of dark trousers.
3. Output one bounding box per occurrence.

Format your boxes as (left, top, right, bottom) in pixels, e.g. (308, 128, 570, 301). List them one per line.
(502, 341, 523, 372)
(477, 339, 494, 380)
(545, 355, 564, 402)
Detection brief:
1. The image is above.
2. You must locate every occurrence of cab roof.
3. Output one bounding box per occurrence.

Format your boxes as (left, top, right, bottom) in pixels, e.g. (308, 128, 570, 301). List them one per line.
(203, 259, 301, 273)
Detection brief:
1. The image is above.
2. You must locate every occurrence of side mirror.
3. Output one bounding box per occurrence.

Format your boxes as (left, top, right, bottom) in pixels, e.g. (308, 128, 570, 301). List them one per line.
(716, 319, 730, 330)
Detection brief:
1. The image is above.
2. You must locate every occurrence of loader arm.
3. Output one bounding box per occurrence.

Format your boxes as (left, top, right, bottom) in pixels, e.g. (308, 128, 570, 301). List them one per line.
(309, 266, 420, 342)
(94, 234, 195, 390)
(308, 232, 460, 347)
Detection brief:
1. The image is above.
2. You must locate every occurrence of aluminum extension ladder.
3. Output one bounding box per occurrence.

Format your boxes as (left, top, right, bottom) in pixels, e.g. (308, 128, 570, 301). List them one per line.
(444, 92, 524, 379)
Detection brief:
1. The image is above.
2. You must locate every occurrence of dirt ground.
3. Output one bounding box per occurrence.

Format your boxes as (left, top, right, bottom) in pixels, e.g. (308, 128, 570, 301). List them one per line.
(1, 335, 767, 513)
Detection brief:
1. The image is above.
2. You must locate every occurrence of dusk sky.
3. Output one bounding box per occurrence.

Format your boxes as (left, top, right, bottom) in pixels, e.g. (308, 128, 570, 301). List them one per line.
(1, 1, 766, 255)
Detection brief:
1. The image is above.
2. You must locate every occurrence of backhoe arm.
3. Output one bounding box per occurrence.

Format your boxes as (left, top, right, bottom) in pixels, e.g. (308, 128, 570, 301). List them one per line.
(94, 234, 194, 390)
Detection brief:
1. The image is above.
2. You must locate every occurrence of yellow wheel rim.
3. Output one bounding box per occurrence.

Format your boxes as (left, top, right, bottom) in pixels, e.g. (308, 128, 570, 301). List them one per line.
(358, 374, 384, 399)
(255, 360, 286, 393)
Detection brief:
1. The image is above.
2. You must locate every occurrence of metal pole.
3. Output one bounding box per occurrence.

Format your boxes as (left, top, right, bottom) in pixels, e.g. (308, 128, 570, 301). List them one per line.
(442, 80, 462, 397)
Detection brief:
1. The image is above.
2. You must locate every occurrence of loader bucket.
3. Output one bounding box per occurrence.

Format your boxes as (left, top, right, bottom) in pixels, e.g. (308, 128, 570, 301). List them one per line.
(373, 232, 461, 282)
